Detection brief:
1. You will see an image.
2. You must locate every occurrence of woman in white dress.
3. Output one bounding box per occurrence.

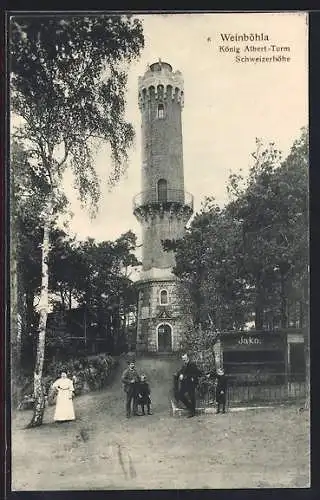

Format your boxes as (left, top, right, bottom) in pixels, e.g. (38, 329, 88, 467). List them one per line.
(51, 371, 75, 422)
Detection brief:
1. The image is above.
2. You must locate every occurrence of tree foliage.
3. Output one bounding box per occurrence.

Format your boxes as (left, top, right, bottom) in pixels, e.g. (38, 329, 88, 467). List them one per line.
(49, 230, 140, 318)
(11, 15, 144, 198)
(167, 128, 308, 336)
(10, 15, 144, 425)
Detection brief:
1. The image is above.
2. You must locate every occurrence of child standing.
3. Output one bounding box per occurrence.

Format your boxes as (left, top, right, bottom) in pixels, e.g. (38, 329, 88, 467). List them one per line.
(215, 368, 227, 414)
(136, 374, 152, 415)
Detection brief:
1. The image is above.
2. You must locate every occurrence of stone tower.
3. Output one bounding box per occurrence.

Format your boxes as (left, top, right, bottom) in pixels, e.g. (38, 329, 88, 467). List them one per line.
(133, 60, 193, 352)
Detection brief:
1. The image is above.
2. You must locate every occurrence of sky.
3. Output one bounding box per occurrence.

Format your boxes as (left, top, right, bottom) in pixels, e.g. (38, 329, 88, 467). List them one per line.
(61, 12, 308, 249)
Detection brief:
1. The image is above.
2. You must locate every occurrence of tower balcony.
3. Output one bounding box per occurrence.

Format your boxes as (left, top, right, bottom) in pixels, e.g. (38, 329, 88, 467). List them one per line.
(133, 189, 193, 211)
(133, 188, 193, 223)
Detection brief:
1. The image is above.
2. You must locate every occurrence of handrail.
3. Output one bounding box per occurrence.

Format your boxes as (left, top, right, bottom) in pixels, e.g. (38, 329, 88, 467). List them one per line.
(133, 188, 193, 211)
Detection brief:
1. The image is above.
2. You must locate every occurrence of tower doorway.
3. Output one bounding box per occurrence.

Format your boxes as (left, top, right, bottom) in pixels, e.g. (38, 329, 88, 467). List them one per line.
(157, 179, 168, 203)
(157, 323, 172, 352)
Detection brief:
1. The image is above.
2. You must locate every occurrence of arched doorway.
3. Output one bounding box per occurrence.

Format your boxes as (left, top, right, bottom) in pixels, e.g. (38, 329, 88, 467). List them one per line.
(157, 323, 172, 352)
(157, 179, 167, 203)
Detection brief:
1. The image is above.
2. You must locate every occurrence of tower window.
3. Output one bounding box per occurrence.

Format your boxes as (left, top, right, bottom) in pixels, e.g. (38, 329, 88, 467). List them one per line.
(157, 103, 164, 119)
(160, 289, 169, 305)
(157, 179, 167, 202)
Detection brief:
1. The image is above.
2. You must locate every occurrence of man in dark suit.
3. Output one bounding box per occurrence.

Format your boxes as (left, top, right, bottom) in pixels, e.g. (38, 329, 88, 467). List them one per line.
(176, 353, 202, 418)
(121, 360, 140, 418)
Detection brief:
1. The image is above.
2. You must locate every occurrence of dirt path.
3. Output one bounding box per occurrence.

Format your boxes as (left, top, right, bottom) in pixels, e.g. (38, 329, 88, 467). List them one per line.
(11, 357, 310, 490)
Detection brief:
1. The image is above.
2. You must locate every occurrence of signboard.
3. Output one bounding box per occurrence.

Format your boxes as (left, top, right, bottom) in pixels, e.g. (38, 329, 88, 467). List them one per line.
(287, 333, 304, 344)
(222, 332, 285, 351)
(238, 335, 262, 345)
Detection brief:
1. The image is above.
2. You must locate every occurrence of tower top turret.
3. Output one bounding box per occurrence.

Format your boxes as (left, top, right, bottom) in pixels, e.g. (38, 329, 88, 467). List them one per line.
(138, 60, 184, 109)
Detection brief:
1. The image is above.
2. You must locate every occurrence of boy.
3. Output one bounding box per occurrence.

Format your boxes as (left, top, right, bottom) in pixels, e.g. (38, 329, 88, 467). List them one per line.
(136, 374, 152, 415)
(215, 368, 227, 414)
(121, 360, 140, 418)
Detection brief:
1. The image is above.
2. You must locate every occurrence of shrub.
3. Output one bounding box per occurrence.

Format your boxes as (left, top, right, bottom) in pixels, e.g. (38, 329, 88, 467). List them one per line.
(19, 353, 118, 407)
(180, 325, 219, 396)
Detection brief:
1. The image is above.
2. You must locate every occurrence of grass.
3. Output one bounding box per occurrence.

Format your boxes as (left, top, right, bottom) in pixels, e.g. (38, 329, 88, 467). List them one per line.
(11, 357, 310, 490)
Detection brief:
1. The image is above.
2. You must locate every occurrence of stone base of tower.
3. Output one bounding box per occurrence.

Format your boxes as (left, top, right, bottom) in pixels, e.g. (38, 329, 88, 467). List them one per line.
(135, 271, 190, 353)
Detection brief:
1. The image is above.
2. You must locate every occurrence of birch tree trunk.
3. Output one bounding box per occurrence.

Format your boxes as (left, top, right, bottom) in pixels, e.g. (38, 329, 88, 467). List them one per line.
(27, 207, 51, 428)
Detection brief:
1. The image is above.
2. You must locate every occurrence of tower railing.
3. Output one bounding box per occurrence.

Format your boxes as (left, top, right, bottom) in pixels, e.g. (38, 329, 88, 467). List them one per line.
(133, 189, 194, 212)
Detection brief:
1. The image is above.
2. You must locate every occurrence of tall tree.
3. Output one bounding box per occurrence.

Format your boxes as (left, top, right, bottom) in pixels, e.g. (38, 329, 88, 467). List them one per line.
(227, 139, 285, 329)
(48, 230, 81, 310)
(228, 130, 308, 331)
(164, 197, 248, 332)
(65, 231, 140, 353)
(11, 140, 48, 402)
(10, 141, 27, 405)
(275, 129, 309, 406)
(167, 128, 308, 351)
(10, 15, 144, 426)
(229, 128, 309, 404)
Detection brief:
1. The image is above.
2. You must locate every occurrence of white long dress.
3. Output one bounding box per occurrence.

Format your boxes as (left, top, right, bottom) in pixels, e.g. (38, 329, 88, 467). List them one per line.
(52, 377, 75, 421)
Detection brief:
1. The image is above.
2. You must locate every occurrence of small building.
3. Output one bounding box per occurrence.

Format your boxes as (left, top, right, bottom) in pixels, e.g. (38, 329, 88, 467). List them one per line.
(217, 329, 306, 384)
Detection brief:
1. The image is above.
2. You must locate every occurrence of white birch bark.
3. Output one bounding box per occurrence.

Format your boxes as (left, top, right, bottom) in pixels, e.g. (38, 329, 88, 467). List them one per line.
(28, 201, 52, 427)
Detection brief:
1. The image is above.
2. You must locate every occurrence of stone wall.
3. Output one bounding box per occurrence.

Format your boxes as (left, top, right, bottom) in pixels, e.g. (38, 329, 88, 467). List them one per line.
(140, 210, 189, 270)
(136, 279, 190, 352)
(140, 83, 184, 194)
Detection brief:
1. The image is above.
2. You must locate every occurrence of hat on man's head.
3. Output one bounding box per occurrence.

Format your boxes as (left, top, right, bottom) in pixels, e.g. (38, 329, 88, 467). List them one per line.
(127, 352, 136, 364)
